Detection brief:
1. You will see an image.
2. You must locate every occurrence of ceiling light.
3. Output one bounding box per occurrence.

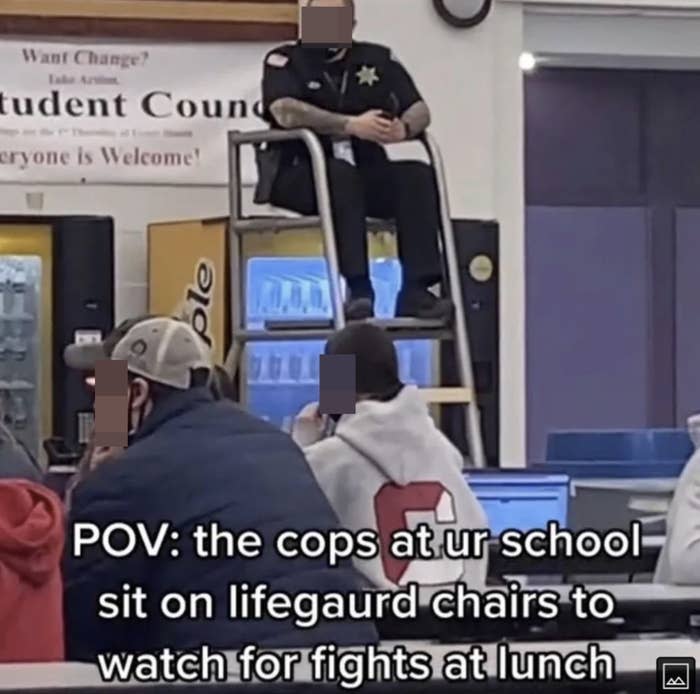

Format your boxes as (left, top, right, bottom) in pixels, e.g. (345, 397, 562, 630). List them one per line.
(519, 52, 537, 72)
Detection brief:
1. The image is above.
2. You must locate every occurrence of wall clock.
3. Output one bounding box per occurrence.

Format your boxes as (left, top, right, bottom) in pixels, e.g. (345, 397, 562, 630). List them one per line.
(432, 0, 492, 28)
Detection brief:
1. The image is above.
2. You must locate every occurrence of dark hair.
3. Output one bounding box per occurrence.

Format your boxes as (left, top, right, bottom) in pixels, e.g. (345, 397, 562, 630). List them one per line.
(128, 367, 211, 405)
(324, 323, 403, 402)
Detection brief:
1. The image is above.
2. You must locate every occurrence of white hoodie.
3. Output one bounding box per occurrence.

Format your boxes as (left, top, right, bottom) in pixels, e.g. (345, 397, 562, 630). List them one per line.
(655, 417, 700, 584)
(292, 385, 489, 600)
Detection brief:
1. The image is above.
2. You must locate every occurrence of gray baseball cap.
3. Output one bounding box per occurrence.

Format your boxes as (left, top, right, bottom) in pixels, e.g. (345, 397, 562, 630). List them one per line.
(64, 316, 212, 390)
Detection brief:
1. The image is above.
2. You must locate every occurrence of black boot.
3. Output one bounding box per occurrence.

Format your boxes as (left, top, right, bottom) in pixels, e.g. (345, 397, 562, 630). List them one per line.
(344, 277, 374, 321)
(344, 291, 375, 321)
(395, 286, 454, 322)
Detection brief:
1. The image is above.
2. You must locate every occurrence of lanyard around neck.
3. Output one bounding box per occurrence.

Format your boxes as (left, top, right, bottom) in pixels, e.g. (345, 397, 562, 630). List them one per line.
(322, 68, 350, 111)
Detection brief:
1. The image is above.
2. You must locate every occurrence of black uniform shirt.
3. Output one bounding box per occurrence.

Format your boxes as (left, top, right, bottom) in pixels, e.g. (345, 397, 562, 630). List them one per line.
(261, 41, 424, 164)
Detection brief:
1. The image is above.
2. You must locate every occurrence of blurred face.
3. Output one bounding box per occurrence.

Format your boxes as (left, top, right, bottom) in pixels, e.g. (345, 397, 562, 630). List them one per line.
(81, 371, 153, 460)
(299, 0, 355, 46)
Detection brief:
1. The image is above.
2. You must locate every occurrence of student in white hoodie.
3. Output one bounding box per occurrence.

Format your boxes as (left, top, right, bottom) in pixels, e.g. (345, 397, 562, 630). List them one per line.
(292, 323, 489, 599)
(655, 415, 700, 584)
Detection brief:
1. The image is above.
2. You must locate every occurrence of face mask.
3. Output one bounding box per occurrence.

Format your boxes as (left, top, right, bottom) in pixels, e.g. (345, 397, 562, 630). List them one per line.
(302, 45, 346, 63)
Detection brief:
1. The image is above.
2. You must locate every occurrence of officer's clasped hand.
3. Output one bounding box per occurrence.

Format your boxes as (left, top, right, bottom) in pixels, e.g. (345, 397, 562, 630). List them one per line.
(347, 110, 406, 145)
(380, 117, 408, 144)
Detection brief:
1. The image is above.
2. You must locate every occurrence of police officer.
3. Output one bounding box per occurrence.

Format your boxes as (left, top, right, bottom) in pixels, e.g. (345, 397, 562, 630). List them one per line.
(260, 0, 452, 321)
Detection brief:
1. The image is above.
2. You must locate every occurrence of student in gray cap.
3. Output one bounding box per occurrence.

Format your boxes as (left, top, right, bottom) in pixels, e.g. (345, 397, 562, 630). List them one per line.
(63, 315, 377, 662)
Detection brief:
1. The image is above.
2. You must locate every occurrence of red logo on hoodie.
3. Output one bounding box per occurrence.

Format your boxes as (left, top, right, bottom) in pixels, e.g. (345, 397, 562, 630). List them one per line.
(374, 481, 458, 585)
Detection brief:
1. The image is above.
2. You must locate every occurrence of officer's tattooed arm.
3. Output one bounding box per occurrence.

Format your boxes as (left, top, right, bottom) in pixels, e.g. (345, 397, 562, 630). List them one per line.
(401, 100, 431, 138)
(270, 97, 350, 136)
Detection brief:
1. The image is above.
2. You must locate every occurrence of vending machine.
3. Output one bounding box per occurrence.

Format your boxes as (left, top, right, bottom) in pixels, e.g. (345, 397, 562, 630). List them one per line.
(0, 217, 114, 461)
(148, 218, 434, 428)
(245, 255, 433, 428)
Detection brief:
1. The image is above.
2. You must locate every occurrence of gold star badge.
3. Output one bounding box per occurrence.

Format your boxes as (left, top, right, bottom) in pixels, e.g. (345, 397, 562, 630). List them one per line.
(357, 65, 379, 87)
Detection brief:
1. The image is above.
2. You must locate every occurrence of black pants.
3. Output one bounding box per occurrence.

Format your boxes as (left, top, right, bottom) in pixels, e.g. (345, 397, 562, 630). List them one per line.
(270, 157, 443, 285)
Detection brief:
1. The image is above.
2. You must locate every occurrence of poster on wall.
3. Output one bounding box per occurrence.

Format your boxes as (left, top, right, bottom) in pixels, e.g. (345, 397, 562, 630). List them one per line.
(0, 40, 272, 184)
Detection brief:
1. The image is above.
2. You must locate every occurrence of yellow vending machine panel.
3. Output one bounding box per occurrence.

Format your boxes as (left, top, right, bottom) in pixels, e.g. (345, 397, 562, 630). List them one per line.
(0, 224, 52, 459)
(147, 216, 435, 428)
(148, 218, 227, 365)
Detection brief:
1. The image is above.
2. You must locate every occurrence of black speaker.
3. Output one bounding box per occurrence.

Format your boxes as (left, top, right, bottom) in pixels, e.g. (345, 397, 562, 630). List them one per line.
(441, 219, 499, 466)
(53, 216, 114, 448)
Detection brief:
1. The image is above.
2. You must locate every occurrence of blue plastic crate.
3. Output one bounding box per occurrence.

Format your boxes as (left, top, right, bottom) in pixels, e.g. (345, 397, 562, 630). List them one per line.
(245, 257, 433, 426)
(531, 460, 687, 479)
(541, 429, 692, 479)
(464, 472, 570, 535)
(546, 429, 692, 462)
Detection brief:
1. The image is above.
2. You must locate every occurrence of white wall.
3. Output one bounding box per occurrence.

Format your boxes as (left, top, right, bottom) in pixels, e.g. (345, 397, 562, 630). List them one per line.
(0, 0, 527, 464)
(524, 6, 700, 68)
(512, 0, 700, 7)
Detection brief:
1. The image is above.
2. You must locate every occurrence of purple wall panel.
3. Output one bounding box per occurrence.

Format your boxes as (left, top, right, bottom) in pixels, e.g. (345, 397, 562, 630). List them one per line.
(526, 206, 651, 461)
(675, 208, 700, 426)
(526, 70, 644, 203)
(524, 68, 700, 460)
(646, 73, 700, 201)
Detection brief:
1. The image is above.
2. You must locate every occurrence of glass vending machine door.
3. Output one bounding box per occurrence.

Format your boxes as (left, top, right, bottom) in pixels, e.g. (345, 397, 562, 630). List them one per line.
(0, 256, 42, 459)
(245, 257, 433, 428)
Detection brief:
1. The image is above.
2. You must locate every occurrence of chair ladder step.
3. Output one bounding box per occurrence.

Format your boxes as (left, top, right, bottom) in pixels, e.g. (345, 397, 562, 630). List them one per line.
(420, 387, 472, 405)
(233, 215, 395, 236)
(240, 317, 454, 342)
(264, 317, 448, 330)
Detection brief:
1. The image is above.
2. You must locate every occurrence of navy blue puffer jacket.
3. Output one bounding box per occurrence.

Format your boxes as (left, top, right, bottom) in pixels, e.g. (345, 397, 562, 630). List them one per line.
(64, 388, 377, 661)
